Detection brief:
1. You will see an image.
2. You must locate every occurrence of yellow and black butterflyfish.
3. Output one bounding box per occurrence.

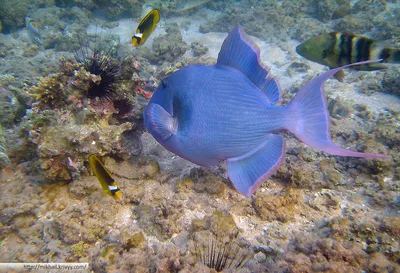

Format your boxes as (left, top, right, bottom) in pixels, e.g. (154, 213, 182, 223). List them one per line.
(132, 9, 160, 47)
(88, 154, 121, 199)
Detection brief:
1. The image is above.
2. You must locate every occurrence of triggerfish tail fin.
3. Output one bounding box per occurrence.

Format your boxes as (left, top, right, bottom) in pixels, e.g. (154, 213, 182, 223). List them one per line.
(143, 103, 177, 141)
(227, 134, 285, 197)
(285, 60, 389, 159)
(217, 26, 281, 104)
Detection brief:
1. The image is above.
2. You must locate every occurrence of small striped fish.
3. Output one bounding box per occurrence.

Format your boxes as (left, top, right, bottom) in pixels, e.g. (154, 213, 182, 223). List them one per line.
(25, 16, 44, 50)
(296, 32, 400, 81)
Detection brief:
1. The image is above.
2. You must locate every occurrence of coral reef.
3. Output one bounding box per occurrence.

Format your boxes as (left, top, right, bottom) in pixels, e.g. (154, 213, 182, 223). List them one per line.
(190, 41, 209, 57)
(0, 84, 27, 126)
(332, 4, 352, 19)
(0, 0, 399, 272)
(315, 0, 338, 22)
(20, 50, 147, 181)
(0, 0, 29, 33)
(0, 124, 12, 169)
(145, 23, 189, 64)
(381, 67, 400, 96)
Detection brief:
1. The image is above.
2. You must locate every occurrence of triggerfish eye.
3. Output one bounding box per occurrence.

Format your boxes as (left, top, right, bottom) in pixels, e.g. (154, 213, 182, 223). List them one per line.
(132, 9, 160, 47)
(161, 78, 167, 88)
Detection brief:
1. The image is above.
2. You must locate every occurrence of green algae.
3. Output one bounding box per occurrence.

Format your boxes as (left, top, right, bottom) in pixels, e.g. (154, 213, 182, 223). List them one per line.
(71, 241, 90, 258)
(253, 189, 303, 223)
(0, 124, 11, 169)
(121, 231, 145, 251)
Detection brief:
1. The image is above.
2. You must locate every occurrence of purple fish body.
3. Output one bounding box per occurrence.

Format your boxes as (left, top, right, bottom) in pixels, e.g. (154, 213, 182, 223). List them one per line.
(144, 27, 388, 197)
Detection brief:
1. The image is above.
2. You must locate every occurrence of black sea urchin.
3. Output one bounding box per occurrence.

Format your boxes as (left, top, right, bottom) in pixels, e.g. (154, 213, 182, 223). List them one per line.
(74, 33, 120, 100)
(196, 235, 252, 272)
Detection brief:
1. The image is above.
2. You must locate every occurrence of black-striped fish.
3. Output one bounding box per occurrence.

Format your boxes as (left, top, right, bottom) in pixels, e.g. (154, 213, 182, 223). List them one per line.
(25, 16, 44, 50)
(296, 32, 400, 81)
(88, 155, 121, 199)
(131, 9, 160, 47)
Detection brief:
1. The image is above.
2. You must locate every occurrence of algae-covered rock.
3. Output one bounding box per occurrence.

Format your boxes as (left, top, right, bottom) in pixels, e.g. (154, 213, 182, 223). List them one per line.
(333, 14, 374, 33)
(315, 0, 338, 22)
(147, 23, 189, 64)
(332, 4, 352, 19)
(191, 210, 239, 238)
(37, 117, 132, 181)
(271, 236, 370, 272)
(71, 241, 90, 259)
(0, 0, 29, 33)
(120, 231, 145, 251)
(381, 66, 400, 95)
(0, 85, 27, 126)
(0, 124, 11, 169)
(187, 168, 227, 197)
(29, 73, 69, 111)
(25, 55, 143, 181)
(93, 0, 141, 19)
(253, 189, 303, 222)
(190, 42, 209, 57)
(352, 0, 387, 15)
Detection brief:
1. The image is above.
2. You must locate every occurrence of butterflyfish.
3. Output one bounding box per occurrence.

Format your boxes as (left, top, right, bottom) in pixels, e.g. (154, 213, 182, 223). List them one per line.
(131, 9, 160, 47)
(25, 16, 44, 50)
(143, 27, 389, 198)
(88, 155, 121, 199)
(296, 32, 400, 82)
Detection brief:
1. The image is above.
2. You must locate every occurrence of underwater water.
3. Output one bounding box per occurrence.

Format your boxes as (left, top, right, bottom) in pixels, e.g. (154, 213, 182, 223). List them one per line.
(0, 0, 399, 272)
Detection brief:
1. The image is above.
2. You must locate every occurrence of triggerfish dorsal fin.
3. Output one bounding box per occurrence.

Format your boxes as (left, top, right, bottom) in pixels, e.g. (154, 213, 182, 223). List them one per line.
(217, 26, 281, 104)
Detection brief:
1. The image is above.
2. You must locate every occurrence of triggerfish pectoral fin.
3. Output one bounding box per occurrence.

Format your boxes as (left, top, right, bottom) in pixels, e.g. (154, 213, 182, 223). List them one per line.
(144, 103, 177, 141)
(285, 60, 389, 159)
(217, 26, 281, 104)
(227, 134, 285, 197)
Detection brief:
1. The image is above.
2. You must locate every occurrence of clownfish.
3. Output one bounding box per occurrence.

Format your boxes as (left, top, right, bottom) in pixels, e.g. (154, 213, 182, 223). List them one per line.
(88, 155, 121, 199)
(132, 9, 160, 47)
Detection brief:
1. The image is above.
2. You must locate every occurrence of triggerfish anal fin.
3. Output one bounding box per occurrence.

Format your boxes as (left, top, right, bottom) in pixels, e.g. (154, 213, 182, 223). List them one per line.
(285, 59, 390, 159)
(227, 134, 285, 197)
(144, 103, 177, 141)
(217, 26, 281, 105)
(132, 9, 160, 47)
(88, 155, 121, 199)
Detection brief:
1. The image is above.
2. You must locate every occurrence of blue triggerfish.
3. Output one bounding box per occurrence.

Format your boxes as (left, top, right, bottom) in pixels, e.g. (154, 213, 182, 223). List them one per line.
(25, 16, 44, 50)
(296, 32, 400, 82)
(144, 27, 389, 197)
(88, 155, 121, 199)
(132, 9, 160, 47)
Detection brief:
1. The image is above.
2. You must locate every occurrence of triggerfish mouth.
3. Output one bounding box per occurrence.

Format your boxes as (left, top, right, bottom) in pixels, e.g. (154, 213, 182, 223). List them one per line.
(144, 27, 389, 197)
